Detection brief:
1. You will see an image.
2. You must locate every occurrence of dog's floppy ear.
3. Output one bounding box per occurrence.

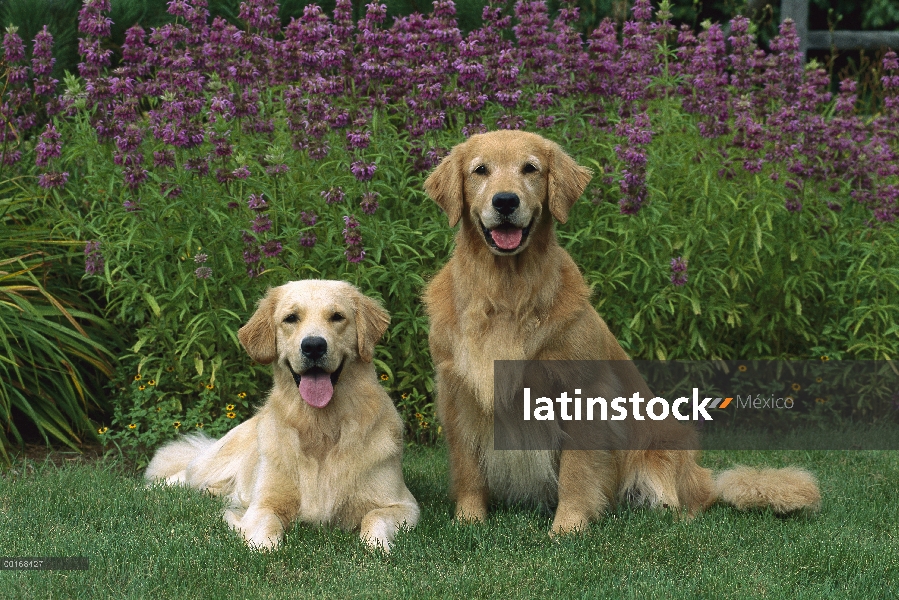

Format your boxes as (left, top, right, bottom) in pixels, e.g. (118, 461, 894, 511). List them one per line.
(547, 141, 593, 224)
(424, 145, 463, 227)
(353, 292, 390, 363)
(238, 287, 280, 364)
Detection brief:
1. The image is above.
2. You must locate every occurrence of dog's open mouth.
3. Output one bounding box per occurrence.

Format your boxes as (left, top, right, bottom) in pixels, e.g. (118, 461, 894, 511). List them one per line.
(288, 363, 343, 409)
(482, 222, 531, 252)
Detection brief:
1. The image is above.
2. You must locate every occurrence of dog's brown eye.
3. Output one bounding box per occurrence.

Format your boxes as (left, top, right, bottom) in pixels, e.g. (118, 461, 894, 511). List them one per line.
(283, 314, 298, 324)
(330, 313, 346, 323)
(522, 163, 538, 174)
(473, 165, 488, 175)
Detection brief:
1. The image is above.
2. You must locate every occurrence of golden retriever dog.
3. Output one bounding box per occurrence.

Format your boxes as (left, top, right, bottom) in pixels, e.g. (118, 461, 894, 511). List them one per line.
(423, 130, 820, 535)
(145, 280, 419, 551)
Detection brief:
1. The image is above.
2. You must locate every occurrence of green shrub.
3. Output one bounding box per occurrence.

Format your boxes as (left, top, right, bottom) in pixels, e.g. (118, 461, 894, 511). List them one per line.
(0, 192, 116, 462)
(4, 0, 897, 461)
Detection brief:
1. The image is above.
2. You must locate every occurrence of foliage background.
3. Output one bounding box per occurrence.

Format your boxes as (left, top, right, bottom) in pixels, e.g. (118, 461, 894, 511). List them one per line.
(0, 0, 897, 463)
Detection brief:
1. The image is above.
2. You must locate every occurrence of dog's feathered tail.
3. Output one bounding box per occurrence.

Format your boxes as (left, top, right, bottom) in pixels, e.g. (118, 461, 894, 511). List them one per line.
(145, 433, 216, 484)
(713, 466, 821, 513)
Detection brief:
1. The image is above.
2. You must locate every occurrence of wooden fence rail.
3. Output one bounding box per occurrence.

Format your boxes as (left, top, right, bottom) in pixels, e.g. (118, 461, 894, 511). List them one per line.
(780, 0, 899, 56)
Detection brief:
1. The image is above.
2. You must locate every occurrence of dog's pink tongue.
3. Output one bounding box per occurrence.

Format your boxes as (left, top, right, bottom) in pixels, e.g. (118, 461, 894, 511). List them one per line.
(491, 227, 522, 250)
(299, 371, 333, 408)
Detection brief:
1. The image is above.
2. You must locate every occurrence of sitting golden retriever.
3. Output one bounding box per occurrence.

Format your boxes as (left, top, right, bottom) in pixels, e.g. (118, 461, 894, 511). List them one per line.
(145, 280, 419, 551)
(423, 130, 820, 535)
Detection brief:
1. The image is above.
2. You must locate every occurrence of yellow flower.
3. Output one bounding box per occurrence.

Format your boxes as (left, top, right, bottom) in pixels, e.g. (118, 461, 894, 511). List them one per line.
(97, 426, 108, 435)
(815, 397, 826, 404)
(421, 421, 430, 429)
(128, 423, 137, 430)
(225, 404, 235, 411)
(815, 377, 823, 383)
(785, 396, 794, 403)
(738, 365, 747, 372)
(400, 393, 409, 400)
(380, 374, 389, 381)
(415, 412, 423, 420)
(148, 380, 156, 386)
(820, 355, 830, 362)
(791, 383, 801, 392)
(173, 421, 181, 429)
(134, 374, 142, 381)
(195, 423, 204, 429)
(205, 383, 214, 390)
(237, 392, 247, 399)
(226, 412, 236, 419)
(166, 366, 175, 372)
(139, 385, 146, 391)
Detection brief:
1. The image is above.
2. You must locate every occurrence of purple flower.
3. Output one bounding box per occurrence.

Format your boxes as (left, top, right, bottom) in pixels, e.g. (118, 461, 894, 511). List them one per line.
(232, 165, 251, 179)
(84, 240, 104, 275)
(346, 129, 371, 150)
(193, 253, 208, 264)
(154, 150, 175, 168)
(350, 160, 377, 182)
(3, 29, 25, 63)
(35, 124, 62, 167)
(265, 164, 288, 176)
(1, 150, 22, 166)
(31, 26, 57, 97)
(184, 157, 209, 176)
(251, 214, 272, 234)
(670, 257, 688, 287)
(300, 211, 317, 226)
(360, 191, 379, 215)
(343, 215, 364, 263)
(261, 240, 283, 257)
(299, 232, 317, 247)
(194, 266, 212, 279)
(321, 187, 345, 204)
(114, 125, 143, 155)
(785, 198, 803, 213)
(123, 199, 141, 212)
(38, 172, 69, 189)
(497, 114, 526, 130)
(243, 248, 260, 264)
(247, 194, 267, 211)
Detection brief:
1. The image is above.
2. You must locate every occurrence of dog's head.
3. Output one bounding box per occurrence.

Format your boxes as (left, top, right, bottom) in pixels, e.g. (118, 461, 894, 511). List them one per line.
(424, 130, 593, 256)
(237, 280, 390, 409)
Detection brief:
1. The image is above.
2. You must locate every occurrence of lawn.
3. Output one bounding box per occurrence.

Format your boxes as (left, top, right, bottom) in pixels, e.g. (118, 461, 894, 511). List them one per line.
(1, 445, 897, 599)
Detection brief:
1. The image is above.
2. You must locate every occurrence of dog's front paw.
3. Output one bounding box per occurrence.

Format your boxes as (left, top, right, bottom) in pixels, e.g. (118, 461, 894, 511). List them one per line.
(360, 524, 392, 554)
(232, 508, 284, 551)
(454, 496, 487, 524)
(549, 509, 590, 538)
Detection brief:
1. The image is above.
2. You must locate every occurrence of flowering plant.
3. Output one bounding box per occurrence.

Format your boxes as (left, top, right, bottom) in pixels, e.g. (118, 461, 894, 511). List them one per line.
(1, 0, 894, 455)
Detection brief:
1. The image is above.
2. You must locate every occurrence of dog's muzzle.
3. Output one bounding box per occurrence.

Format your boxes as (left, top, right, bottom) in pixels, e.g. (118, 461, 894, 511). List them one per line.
(288, 336, 345, 408)
(481, 192, 532, 252)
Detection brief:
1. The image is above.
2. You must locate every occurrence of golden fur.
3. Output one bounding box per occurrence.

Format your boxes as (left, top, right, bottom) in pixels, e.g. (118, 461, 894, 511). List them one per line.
(422, 130, 820, 535)
(145, 280, 419, 551)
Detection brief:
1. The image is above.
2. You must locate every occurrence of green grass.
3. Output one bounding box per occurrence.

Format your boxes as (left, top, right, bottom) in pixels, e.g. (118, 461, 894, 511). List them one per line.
(1, 445, 897, 599)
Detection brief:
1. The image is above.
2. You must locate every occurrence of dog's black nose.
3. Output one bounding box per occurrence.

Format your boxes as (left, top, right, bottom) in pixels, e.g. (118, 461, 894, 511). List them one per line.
(492, 192, 520, 216)
(301, 336, 328, 361)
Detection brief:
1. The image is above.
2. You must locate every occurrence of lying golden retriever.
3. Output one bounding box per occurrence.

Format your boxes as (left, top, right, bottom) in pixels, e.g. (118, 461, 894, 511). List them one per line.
(423, 130, 820, 535)
(145, 280, 419, 551)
